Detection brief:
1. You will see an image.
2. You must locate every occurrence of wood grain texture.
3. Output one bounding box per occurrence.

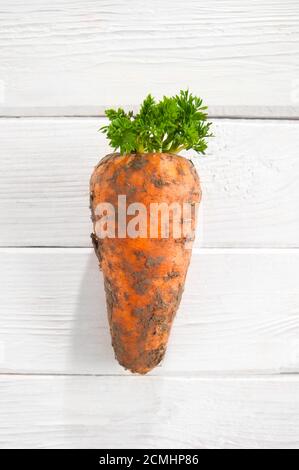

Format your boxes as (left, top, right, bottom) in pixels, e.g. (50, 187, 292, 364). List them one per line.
(0, 0, 298, 116)
(0, 248, 298, 375)
(0, 0, 298, 448)
(0, 118, 298, 248)
(0, 375, 299, 449)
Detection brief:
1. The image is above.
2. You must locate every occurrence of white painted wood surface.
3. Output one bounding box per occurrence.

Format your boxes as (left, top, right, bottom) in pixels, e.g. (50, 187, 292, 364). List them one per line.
(1, 118, 298, 248)
(0, 375, 299, 449)
(0, 248, 298, 375)
(0, 0, 299, 116)
(1, 0, 299, 449)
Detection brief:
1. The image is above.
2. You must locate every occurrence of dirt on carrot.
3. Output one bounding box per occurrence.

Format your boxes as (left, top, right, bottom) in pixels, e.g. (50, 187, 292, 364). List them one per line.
(90, 152, 201, 374)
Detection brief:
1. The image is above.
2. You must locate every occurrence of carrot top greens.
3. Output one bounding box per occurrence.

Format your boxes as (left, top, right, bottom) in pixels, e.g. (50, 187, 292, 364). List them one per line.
(100, 90, 212, 155)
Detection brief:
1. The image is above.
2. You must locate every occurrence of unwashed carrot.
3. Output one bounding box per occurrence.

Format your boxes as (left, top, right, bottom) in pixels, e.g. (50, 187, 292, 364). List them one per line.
(90, 91, 211, 374)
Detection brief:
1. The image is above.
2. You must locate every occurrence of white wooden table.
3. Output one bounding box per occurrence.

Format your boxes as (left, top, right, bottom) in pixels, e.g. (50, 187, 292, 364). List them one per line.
(0, 0, 299, 449)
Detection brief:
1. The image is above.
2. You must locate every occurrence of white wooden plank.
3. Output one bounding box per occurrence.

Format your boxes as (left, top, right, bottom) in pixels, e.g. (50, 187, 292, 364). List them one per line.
(0, 375, 299, 448)
(0, 248, 298, 375)
(0, 0, 299, 116)
(0, 118, 298, 247)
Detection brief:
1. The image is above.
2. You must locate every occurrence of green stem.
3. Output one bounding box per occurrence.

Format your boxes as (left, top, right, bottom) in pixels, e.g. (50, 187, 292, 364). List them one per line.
(169, 144, 186, 154)
(136, 144, 145, 153)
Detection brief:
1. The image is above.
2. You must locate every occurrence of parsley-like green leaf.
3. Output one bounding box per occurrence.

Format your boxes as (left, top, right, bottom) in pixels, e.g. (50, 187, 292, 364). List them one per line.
(100, 90, 212, 155)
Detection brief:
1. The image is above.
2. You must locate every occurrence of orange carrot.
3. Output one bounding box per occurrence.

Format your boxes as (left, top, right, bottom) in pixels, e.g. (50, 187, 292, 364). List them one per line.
(90, 91, 211, 373)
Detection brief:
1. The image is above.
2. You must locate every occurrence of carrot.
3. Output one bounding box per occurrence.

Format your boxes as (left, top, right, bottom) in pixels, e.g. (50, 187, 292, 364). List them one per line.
(90, 91, 211, 374)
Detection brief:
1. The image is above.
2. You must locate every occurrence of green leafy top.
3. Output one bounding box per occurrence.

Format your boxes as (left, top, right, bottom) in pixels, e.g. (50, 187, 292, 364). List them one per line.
(100, 90, 212, 155)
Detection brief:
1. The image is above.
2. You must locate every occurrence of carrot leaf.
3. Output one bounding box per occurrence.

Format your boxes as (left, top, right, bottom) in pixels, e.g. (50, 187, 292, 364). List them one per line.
(100, 90, 212, 155)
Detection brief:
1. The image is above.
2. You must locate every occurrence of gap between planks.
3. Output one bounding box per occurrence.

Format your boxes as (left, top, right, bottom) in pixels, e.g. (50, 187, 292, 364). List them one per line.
(0, 113, 299, 121)
(0, 247, 299, 254)
(0, 372, 298, 378)
(0, 105, 299, 120)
